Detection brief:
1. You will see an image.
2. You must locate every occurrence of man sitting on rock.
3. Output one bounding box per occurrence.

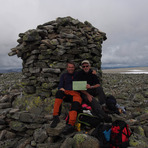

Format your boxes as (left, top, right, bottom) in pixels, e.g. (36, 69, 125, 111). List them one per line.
(50, 61, 82, 135)
(77, 60, 112, 122)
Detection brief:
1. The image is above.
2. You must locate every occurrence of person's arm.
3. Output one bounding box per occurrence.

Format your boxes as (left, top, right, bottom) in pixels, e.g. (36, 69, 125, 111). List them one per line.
(86, 84, 100, 89)
(81, 90, 93, 102)
(58, 73, 65, 91)
(87, 74, 100, 89)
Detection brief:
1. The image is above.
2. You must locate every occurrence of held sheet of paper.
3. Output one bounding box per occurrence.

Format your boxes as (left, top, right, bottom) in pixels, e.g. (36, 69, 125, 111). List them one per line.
(72, 81, 87, 90)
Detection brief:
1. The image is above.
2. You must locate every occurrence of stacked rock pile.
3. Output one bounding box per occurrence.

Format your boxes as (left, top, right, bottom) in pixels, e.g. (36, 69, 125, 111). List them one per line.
(0, 92, 100, 148)
(8, 16, 106, 97)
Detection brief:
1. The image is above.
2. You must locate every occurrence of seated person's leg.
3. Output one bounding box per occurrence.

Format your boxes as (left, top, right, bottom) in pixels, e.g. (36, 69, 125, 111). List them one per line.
(53, 90, 65, 116)
(62, 91, 82, 134)
(62, 101, 81, 135)
(68, 92, 82, 126)
(89, 87, 106, 106)
(68, 101, 81, 126)
(81, 93, 91, 106)
(91, 98, 112, 123)
(81, 93, 112, 123)
(50, 90, 65, 128)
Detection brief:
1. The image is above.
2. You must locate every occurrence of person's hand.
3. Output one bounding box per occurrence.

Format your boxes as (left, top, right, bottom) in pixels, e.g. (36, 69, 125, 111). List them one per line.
(60, 88, 65, 91)
(86, 84, 91, 89)
(92, 70, 97, 75)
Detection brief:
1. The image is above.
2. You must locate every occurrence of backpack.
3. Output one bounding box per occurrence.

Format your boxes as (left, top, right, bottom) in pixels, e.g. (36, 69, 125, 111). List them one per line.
(106, 95, 120, 114)
(110, 120, 131, 148)
(77, 113, 103, 128)
(91, 123, 112, 148)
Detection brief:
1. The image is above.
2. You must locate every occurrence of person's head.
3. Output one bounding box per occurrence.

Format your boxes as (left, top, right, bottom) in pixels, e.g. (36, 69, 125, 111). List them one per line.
(81, 60, 91, 73)
(66, 61, 75, 74)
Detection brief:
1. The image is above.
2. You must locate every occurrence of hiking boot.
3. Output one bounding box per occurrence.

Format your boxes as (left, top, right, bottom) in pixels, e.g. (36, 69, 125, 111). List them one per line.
(50, 116, 60, 128)
(62, 124, 75, 135)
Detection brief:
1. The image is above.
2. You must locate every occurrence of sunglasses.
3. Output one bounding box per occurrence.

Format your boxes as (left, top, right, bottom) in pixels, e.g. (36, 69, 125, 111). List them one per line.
(82, 65, 89, 68)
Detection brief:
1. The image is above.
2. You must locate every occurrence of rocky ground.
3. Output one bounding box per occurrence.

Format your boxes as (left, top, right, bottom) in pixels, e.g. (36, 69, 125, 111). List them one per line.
(0, 72, 148, 148)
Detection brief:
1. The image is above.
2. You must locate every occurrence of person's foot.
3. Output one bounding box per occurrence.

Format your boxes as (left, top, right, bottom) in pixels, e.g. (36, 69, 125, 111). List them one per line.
(50, 116, 60, 128)
(62, 124, 75, 135)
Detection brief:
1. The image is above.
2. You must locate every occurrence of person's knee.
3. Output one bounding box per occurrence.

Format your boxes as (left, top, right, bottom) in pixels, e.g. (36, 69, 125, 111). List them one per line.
(73, 96, 82, 104)
(71, 101, 81, 111)
(56, 90, 65, 98)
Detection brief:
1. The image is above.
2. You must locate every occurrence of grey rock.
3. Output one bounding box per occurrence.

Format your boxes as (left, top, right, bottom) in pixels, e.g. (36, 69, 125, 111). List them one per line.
(24, 86, 36, 94)
(25, 144, 34, 148)
(0, 118, 5, 125)
(9, 121, 26, 132)
(42, 25, 54, 31)
(19, 112, 36, 123)
(73, 134, 100, 148)
(50, 39, 59, 46)
(52, 48, 66, 56)
(91, 48, 100, 56)
(16, 137, 33, 148)
(129, 133, 148, 147)
(23, 29, 41, 42)
(0, 95, 10, 103)
(41, 39, 55, 49)
(0, 130, 16, 140)
(44, 120, 66, 136)
(36, 143, 61, 148)
(42, 68, 61, 74)
(87, 44, 96, 48)
(0, 103, 11, 109)
(0, 138, 19, 148)
(60, 137, 74, 148)
(136, 113, 148, 121)
(51, 62, 67, 69)
(71, 19, 80, 25)
(33, 128, 48, 143)
(143, 126, 148, 138)
(8, 51, 17, 56)
(8, 111, 21, 120)
(29, 67, 41, 73)
(26, 55, 38, 65)
(0, 125, 6, 130)
(60, 33, 77, 39)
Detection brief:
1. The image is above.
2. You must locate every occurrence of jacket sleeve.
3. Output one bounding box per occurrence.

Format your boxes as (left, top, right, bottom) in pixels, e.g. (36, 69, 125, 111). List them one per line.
(93, 75, 100, 85)
(58, 73, 65, 89)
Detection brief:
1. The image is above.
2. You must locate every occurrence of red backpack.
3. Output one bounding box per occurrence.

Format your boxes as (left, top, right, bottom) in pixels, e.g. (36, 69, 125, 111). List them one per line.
(110, 120, 131, 148)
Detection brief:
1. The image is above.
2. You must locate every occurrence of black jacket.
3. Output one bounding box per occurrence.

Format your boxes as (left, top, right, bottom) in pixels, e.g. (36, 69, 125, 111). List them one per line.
(77, 70, 100, 85)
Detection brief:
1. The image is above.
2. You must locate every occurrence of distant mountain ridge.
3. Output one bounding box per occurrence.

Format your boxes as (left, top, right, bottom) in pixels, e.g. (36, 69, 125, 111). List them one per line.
(101, 65, 148, 70)
(0, 66, 147, 73)
(0, 68, 22, 73)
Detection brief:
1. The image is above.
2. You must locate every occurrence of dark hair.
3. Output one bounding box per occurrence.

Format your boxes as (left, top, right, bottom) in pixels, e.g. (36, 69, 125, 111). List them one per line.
(67, 61, 76, 67)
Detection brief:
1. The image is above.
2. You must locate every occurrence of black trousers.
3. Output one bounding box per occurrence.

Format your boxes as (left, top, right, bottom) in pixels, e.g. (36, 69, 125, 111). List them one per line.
(81, 93, 109, 119)
(87, 87, 106, 105)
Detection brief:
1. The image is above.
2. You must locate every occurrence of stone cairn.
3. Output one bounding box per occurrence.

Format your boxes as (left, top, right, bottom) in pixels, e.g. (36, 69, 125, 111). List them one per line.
(8, 16, 107, 98)
(1, 17, 109, 147)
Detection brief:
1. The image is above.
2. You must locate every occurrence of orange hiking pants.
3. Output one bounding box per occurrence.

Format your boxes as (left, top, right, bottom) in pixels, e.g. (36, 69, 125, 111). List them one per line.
(53, 90, 82, 126)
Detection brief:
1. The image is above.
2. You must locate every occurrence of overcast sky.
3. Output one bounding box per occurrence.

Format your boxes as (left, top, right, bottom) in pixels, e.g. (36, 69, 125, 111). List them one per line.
(0, 0, 148, 68)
